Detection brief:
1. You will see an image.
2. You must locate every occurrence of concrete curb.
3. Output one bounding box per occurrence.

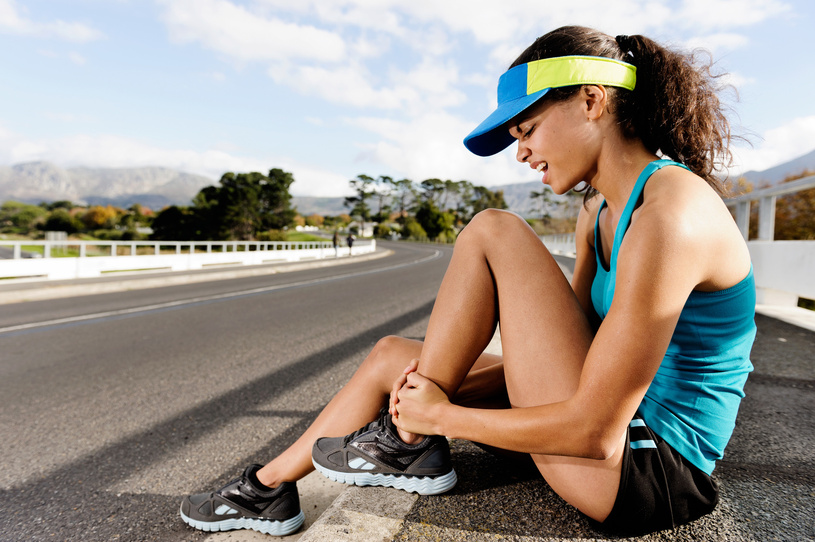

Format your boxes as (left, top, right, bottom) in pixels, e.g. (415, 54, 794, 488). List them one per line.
(0, 249, 392, 304)
(298, 486, 418, 542)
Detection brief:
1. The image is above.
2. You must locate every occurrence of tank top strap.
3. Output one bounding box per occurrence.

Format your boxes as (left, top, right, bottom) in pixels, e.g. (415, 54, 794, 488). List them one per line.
(598, 159, 689, 272)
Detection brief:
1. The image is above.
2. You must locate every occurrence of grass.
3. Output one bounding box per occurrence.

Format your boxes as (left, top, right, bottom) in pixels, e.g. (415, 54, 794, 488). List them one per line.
(285, 232, 329, 242)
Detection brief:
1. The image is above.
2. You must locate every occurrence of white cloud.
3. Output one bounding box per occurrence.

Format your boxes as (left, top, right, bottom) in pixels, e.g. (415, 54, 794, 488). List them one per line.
(0, 0, 105, 42)
(718, 71, 754, 92)
(158, 0, 347, 63)
(68, 51, 86, 65)
(730, 115, 815, 174)
(684, 32, 750, 52)
(269, 61, 408, 109)
(349, 111, 527, 187)
(677, 0, 791, 30)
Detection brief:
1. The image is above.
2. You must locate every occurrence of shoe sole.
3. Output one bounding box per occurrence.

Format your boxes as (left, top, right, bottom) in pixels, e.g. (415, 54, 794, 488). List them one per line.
(312, 459, 457, 495)
(179, 507, 305, 535)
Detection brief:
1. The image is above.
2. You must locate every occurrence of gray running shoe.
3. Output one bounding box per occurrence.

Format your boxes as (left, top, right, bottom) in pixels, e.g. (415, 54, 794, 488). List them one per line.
(312, 407, 457, 495)
(180, 464, 304, 536)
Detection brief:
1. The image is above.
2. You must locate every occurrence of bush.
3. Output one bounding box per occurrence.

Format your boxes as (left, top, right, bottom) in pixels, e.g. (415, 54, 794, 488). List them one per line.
(256, 229, 288, 241)
(402, 218, 427, 240)
(435, 230, 457, 244)
(42, 209, 83, 234)
(120, 229, 148, 241)
(375, 224, 393, 238)
(92, 229, 124, 240)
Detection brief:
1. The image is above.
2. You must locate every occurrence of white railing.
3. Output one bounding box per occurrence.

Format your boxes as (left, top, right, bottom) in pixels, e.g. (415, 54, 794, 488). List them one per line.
(727, 174, 815, 241)
(539, 176, 815, 306)
(0, 239, 376, 280)
(724, 175, 815, 305)
(540, 233, 576, 257)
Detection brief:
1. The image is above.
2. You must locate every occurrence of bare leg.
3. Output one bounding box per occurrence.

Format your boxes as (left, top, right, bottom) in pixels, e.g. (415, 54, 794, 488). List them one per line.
(413, 210, 624, 521)
(256, 336, 502, 488)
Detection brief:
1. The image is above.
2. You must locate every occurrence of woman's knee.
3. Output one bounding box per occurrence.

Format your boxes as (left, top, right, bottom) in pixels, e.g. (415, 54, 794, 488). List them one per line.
(360, 335, 421, 385)
(460, 209, 531, 246)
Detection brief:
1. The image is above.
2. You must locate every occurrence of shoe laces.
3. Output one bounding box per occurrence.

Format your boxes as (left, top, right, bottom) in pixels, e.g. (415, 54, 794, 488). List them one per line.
(342, 407, 389, 445)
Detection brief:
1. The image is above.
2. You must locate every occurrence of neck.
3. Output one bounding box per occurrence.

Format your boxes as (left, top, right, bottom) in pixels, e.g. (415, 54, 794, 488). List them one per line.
(589, 135, 659, 213)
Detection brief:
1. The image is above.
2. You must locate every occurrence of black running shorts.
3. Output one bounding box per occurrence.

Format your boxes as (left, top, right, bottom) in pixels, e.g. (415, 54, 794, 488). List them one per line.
(599, 415, 719, 536)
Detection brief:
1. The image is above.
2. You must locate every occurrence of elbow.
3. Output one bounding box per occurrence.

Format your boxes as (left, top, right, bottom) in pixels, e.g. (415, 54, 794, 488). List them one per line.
(580, 424, 624, 461)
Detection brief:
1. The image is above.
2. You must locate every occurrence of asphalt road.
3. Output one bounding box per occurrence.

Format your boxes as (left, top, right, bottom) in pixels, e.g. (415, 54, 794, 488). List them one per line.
(0, 241, 452, 541)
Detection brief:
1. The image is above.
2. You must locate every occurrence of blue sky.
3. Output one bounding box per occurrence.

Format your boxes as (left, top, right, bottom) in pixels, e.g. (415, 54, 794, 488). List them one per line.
(1, 0, 813, 197)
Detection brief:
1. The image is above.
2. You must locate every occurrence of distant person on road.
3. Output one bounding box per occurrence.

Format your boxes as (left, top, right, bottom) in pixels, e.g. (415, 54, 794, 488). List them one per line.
(346, 233, 355, 255)
(180, 26, 756, 537)
(332, 231, 339, 257)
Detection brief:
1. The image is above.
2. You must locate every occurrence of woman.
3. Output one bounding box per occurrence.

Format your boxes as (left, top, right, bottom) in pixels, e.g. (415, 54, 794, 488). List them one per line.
(180, 25, 756, 536)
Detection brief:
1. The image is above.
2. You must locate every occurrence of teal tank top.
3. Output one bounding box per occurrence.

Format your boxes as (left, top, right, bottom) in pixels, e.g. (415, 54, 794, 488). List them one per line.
(591, 159, 756, 475)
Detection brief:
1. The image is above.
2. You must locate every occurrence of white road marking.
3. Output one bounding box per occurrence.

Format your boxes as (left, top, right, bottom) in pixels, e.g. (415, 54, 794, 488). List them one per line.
(0, 250, 441, 334)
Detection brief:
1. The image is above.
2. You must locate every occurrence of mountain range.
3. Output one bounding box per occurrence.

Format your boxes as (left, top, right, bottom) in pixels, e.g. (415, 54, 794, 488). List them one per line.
(1, 148, 813, 217)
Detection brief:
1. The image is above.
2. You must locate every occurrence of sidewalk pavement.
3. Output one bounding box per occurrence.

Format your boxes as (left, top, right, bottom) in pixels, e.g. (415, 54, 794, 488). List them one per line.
(298, 259, 815, 542)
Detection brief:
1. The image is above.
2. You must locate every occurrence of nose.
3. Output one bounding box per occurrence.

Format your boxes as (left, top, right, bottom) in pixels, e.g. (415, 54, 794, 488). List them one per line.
(515, 140, 530, 163)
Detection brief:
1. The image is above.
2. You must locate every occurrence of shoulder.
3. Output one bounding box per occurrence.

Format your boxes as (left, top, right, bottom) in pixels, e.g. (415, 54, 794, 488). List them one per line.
(624, 165, 750, 290)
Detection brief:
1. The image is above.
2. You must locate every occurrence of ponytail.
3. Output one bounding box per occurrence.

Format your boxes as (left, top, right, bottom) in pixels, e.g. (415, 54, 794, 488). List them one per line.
(613, 33, 731, 195)
(512, 26, 733, 198)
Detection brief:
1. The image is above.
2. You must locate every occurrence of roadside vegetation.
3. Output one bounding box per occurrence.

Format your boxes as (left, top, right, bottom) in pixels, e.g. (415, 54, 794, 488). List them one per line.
(5, 167, 812, 248)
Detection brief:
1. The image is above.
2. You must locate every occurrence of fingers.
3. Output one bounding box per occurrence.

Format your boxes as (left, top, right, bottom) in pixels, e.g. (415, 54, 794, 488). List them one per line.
(405, 370, 430, 387)
(390, 358, 421, 417)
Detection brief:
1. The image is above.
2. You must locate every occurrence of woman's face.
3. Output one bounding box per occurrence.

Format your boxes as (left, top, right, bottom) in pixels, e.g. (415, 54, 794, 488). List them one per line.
(509, 89, 603, 195)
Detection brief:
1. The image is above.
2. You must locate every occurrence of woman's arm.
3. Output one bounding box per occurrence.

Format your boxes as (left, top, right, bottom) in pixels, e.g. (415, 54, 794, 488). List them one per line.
(571, 197, 602, 329)
(394, 190, 710, 459)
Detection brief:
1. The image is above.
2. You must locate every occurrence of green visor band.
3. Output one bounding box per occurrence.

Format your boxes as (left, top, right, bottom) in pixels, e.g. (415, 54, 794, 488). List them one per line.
(463, 55, 637, 156)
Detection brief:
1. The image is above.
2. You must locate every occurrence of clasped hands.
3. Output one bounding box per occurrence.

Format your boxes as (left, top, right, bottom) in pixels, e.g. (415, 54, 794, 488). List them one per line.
(388, 358, 450, 437)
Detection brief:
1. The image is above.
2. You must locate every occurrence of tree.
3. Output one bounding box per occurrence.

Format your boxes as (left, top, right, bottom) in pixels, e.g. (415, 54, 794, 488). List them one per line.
(530, 187, 561, 223)
(372, 175, 393, 223)
(419, 178, 445, 206)
(80, 205, 120, 230)
(42, 208, 82, 234)
(401, 216, 427, 240)
(305, 214, 324, 227)
(183, 168, 297, 240)
(259, 168, 297, 231)
(151, 205, 198, 240)
(387, 178, 416, 226)
(345, 174, 375, 235)
(0, 201, 47, 232)
(415, 200, 455, 241)
(774, 171, 815, 240)
(468, 186, 507, 219)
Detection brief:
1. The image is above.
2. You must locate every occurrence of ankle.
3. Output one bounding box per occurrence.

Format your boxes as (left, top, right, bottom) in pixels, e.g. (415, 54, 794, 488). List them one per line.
(397, 427, 425, 445)
(255, 467, 282, 490)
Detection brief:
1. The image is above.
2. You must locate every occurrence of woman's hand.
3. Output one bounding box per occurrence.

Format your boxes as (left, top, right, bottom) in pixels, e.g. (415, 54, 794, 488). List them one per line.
(389, 358, 419, 418)
(392, 372, 451, 436)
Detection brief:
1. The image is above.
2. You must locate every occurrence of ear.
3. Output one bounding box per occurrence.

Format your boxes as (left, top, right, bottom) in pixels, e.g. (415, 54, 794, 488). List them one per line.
(581, 85, 608, 121)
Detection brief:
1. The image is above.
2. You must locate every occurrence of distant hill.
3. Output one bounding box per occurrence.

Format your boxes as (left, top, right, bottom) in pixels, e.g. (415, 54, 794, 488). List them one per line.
(0, 162, 215, 208)
(2, 148, 814, 215)
(292, 196, 349, 216)
(737, 148, 815, 187)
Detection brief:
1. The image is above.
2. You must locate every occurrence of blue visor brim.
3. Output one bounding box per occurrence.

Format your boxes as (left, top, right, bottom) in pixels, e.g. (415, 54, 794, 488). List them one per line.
(463, 88, 550, 157)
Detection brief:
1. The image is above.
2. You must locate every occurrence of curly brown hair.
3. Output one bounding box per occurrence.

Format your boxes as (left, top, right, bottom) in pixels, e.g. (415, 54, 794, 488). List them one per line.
(511, 26, 733, 198)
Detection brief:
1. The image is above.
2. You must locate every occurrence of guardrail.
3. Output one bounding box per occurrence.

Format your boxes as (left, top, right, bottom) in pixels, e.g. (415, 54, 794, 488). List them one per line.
(726, 174, 815, 241)
(539, 233, 576, 257)
(540, 176, 815, 307)
(723, 175, 815, 305)
(0, 239, 376, 281)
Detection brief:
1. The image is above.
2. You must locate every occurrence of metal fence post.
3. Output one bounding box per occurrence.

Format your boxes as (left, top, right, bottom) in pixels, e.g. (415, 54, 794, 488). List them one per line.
(757, 195, 777, 241)
(735, 200, 750, 240)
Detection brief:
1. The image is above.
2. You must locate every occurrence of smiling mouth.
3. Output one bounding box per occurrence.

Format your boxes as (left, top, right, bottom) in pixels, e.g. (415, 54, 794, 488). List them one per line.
(536, 161, 548, 173)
